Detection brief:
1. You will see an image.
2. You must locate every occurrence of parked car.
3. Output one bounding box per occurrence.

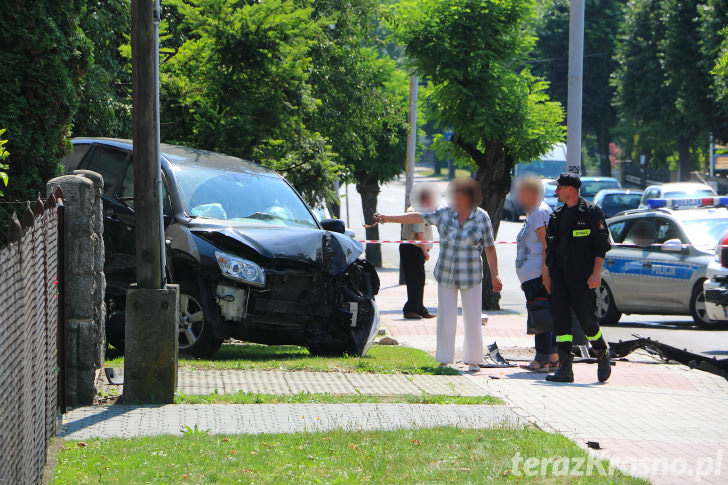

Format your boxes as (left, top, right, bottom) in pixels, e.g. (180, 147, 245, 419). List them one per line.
(503, 178, 557, 221)
(593, 189, 643, 218)
(579, 177, 621, 201)
(62, 138, 380, 358)
(639, 183, 717, 208)
(702, 227, 728, 321)
(597, 197, 728, 327)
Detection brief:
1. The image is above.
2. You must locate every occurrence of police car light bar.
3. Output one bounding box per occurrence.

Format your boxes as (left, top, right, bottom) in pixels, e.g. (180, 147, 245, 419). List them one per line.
(646, 197, 728, 209)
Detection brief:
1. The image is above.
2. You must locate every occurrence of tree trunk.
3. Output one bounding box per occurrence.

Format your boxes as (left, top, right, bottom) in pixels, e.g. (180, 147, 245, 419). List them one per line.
(597, 122, 612, 177)
(356, 175, 382, 268)
(678, 134, 691, 181)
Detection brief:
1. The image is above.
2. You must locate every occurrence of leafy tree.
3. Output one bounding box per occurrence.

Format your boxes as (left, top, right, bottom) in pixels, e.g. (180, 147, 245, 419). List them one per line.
(159, 0, 341, 205)
(701, 1, 728, 140)
(532, 0, 625, 176)
(0, 1, 91, 200)
(72, 0, 132, 138)
(305, 0, 408, 266)
(614, 0, 728, 177)
(396, 0, 564, 308)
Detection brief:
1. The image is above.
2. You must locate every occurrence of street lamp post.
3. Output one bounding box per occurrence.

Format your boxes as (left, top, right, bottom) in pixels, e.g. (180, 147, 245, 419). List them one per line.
(566, 0, 585, 175)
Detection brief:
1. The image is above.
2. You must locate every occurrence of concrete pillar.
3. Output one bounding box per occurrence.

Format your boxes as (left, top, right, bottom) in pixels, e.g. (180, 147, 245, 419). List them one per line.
(124, 285, 179, 404)
(47, 172, 106, 406)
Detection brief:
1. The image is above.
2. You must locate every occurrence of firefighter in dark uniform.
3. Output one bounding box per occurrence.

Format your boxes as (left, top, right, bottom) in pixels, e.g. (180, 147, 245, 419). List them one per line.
(544, 172, 612, 383)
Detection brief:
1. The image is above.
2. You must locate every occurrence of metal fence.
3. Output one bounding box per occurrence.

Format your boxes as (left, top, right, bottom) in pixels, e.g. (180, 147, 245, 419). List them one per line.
(0, 191, 63, 485)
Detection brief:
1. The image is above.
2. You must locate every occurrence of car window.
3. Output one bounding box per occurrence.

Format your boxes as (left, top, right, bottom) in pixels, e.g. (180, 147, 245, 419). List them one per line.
(62, 144, 92, 172)
(654, 218, 685, 244)
(174, 167, 318, 229)
(79, 145, 129, 195)
(663, 189, 716, 199)
(608, 221, 626, 242)
(623, 218, 658, 247)
(543, 183, 556, 197)
(603, 194, 641, 210)
(581, 180, 620, 196)
(120, 163, 172, 215)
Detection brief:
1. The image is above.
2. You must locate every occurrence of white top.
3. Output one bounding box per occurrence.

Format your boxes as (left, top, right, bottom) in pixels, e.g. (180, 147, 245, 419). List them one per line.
(515, 201, 552, 283)
(402, 207, 433, 250)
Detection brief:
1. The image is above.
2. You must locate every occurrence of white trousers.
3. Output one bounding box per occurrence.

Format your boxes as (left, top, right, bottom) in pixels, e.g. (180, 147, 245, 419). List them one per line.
(436, 283, 483, 364)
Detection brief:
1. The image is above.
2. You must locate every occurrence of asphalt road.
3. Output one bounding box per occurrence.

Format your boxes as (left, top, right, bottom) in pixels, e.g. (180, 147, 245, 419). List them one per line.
(342, 169, 728, 358)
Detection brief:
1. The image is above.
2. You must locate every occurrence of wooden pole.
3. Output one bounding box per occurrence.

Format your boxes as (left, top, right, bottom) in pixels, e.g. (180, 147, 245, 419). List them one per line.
(131, 0, 163, 290)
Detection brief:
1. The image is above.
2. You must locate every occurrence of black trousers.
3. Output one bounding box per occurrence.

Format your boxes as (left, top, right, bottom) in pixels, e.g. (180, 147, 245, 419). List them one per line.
(400, 244, 426, 314)
(548, 266, 606, 351)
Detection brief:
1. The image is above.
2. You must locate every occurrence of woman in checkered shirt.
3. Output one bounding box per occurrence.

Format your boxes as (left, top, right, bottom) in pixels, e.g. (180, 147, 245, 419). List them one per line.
(375, 178, 502, 372)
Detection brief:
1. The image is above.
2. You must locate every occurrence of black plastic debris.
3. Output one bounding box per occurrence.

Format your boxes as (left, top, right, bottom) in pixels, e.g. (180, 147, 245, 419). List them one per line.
(480, 342, 517, 368)
(609, 336, 728, 380)
(586, 441, 601, 450)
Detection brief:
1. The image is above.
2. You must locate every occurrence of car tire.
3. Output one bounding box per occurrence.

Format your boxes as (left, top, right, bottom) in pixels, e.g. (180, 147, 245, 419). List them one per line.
(594, 282, 621, 325)
(106, 311, 126, 353)
(178, 280, 223, 358)
(690, 280, 717, 327)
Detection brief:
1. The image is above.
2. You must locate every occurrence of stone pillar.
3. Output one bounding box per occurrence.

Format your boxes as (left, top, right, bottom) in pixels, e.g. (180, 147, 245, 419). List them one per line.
(47, 172, 106, 406)
(124, 285, 179, 404)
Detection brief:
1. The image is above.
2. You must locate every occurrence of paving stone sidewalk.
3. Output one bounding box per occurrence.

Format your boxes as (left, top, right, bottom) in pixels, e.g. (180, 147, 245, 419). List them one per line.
(58, 403, 517, 440)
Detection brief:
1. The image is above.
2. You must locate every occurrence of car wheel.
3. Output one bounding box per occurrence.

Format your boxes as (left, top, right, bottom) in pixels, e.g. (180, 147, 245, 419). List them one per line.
(690, 280, 717, 326)
(178, 280, 223, 358)
(594, 282, 621, 325)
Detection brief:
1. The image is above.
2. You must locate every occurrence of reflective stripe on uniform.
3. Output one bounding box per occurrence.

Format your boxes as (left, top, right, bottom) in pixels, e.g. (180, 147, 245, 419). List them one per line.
(556, 335, 573, 342)
(587, 329, 602, 341)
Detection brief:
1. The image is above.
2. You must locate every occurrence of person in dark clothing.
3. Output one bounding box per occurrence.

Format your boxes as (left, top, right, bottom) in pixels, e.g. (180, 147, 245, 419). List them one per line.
(400, 186, 437, 319)
(544, 172, 613, 383)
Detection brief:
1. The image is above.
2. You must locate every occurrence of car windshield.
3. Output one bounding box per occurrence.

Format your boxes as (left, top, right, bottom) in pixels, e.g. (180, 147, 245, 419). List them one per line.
(682, 218, 728, 247)
(544, 183, 556, 197)
(582, 180, 620, 196)
(663, 189, 716, 199)
(603, 194, 641, 209)
(173, 167, 318, 229)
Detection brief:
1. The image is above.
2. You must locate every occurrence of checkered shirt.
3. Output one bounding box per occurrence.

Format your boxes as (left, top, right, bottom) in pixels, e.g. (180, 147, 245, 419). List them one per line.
(423, 206, 495, 289)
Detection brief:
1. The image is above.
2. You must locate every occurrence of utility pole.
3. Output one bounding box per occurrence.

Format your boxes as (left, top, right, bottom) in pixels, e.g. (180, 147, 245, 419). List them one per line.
(125, 0, 178, 404)
(404, 74, 418, 210)
(566, 0, 585, 175)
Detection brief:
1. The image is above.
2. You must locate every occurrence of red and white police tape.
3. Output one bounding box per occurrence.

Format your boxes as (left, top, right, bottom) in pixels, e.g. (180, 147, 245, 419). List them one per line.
(358, 239, 721, 247)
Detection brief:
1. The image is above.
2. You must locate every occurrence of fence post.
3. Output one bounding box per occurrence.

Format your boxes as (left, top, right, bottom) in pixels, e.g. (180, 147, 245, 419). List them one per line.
(47, 173, 105, 406)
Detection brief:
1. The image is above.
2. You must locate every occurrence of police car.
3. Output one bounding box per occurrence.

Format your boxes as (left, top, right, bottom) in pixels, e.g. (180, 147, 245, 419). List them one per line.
(596, 197, 728, 326)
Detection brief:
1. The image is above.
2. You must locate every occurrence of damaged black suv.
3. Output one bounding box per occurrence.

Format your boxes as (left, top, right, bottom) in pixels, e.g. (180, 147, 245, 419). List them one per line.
(63, 138, 380, 358)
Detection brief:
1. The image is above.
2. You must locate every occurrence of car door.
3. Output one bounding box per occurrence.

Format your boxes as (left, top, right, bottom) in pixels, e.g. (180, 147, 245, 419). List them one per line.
(603, 218, 650, 310)
(77, 144, 136, 298)
(640, 217, 699, 311)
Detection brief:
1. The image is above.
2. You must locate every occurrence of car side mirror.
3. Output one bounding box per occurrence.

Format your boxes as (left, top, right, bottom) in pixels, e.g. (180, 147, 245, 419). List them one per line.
(320, 218, 346, 234)
(662, 238, 684, 253)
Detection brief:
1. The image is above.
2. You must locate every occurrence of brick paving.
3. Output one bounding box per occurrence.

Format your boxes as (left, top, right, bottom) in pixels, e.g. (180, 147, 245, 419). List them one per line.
(58, 403, 517, 440)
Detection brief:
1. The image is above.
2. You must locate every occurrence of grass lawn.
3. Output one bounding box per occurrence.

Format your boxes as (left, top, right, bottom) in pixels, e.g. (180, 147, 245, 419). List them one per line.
(53, 427, 644, 484)
(175, 390, 502, 405)
(421, 167, 473, 179)
(105, 344, 460, 375)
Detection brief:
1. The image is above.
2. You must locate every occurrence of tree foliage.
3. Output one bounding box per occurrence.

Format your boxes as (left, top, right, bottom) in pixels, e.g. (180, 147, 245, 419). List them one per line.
(395, 0, 564, 308)
(613, 0, 728, 176)
(0, 0, 91, 200)
(73, 0, 132, 138)
(395, 0, 564, 223)
(160, 0, 340, 205)
(531, 0, 625, 176)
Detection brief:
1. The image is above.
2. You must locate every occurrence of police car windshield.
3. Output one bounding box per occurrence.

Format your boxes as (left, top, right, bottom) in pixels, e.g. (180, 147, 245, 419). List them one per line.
(682, 218, 728, 247)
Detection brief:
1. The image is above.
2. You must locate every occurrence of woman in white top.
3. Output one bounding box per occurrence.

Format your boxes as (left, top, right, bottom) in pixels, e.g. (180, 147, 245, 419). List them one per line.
(514, 174, 557, 372)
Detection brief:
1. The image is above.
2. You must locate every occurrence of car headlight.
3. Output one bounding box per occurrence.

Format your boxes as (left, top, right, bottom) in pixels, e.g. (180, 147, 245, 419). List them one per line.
(215, 251, 266, 287)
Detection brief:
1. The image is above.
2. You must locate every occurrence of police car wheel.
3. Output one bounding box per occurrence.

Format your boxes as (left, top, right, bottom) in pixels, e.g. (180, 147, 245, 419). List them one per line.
(690, 280, 717, 327)
(595, 282, 621, 325)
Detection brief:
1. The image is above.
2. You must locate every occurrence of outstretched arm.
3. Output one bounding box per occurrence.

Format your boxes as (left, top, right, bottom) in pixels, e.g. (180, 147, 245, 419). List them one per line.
(376, 212, 425, 224)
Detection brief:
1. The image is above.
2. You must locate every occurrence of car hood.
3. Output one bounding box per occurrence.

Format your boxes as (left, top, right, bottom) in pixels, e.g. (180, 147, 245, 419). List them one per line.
(189, 220, 364, 275)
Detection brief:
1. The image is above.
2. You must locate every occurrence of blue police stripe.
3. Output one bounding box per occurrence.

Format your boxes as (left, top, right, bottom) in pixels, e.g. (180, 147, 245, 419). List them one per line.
(608, 258, 698, 280)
